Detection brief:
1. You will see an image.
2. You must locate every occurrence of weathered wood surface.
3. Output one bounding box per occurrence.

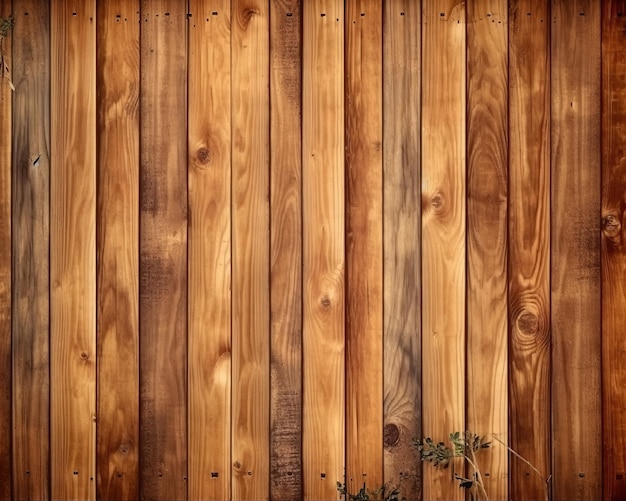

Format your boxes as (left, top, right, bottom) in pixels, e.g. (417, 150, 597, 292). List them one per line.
(602, 1, 626, 499)
(551, 1, 602, 499)
(96, 1, 140, 499)
(345, 0, 383, 494)
(421, 1, 466, 499)
(508, 1, 551, 499)
(11, 1, 51, 498)
(302, 1, 345, 499)
(269, 1, 303, 499)
(187, 2, 232, 500)
(139, 2, 188, 499)
(382, 2, 421, 498)
(50, 1, 97, 498)
(466, 1, 508, 499)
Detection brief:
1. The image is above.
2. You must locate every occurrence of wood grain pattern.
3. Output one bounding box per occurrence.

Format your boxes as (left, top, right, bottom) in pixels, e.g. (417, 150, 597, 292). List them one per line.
(550, 2, 602, 499)
(187, 1, 231, 499)
(139, 2, 187, 499)
(421, 1, 466, 499)
(382, 2, 421, 498)
(466, 1, 508, 499)
(345, 0, 383, 493)
(96, 1, 140, 499)
(269, 1, 303, 499)
(50, 1, 96, 498)
(302, 1, 345, 499)
(508, 2, 551, 499)
(231, 1, 270, 499)
(0, 0, 11, 497)
(11, 1, 51, 498)
(602, 1, 626, 499)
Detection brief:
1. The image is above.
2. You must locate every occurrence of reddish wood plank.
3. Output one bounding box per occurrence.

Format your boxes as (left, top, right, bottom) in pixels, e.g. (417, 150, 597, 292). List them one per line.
(269, 0, 303, 499)
(421, 1, 466, 499)
(345, 0, 383, 493)
(551, 2, 602, 499)
(602, 1, 626, 499)
(139, 2, 187, 499)
(382, 2, 421, 498)
(11, 1, 51, 499)
(96, 1, 140, 499)
(50, 1, 97, 498)
(508, 1, 551, 499)
(466, 1, 508, 499)
(187, 1, 231, 500)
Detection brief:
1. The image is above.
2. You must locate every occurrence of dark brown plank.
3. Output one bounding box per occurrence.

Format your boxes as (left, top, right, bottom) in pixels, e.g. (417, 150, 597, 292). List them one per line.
(382, 2, 421, 498)
(11, 1, 51, 499)
(269, 0, 302, 499)
(602, 1, 626, 499)
(139, 2, 187, 499)
(96, 1, 140, 499)
(508, 1, 551, 499)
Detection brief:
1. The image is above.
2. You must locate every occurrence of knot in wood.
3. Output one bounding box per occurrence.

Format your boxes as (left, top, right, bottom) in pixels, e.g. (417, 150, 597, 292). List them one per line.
(602, 213, 621, 239)
(320, 295, 331, 308)
(80, 352, 89, 360)
(516, 311, 538, 335)
(383, 423, 400, 447)
(430, 192, 444, 211)
(196, 147, 211, 165)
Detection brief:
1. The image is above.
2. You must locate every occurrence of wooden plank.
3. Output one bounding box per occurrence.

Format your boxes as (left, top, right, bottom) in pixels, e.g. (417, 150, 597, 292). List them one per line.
(466, 1, 508, 499)
(187, 1, 231, 500)
(420, 1, 466, 499)
(11, 1, 51, 498)
(231, 1, 270, 499)
(139, 2, 187, 499)
(602, 1, 626, 499)
(382, 2, 421, 498)
(508, 1, 551, 499)
(0, 0, 11, 497)
(345, 0, 383, 494)
(96, 1, 140, 499)
(302, 1, 344, 499)
(50, 1, 96, 498)
(269, 1, 303, 499)
(550, 2, 602, 499)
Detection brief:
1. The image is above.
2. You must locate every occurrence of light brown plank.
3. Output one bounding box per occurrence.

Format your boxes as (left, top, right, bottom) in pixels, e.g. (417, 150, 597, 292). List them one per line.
(11, 1, 51, 498)
(602, 1, 626, 499)
(508, 1, 551, 499)
(421, 1, 466, 499)
(550, 2, 602, 499)
(382, 2, 421, 498)
(0, 0, 11, 497)
(302, 1, 345, 499)
(139, 2, 187, 499)
(231, 1, 270, 499)
(187, 1, 231, 499)
(50, 1, 96, 498)
(466, 1, 508, 499)
(96, 1, 140, 499)
(269, 0, 303, 499)
(345, 0, 383, 493)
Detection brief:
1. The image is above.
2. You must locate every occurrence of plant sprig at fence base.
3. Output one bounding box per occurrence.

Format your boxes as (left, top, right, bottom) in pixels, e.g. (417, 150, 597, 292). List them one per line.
(0, 15, 14, 91)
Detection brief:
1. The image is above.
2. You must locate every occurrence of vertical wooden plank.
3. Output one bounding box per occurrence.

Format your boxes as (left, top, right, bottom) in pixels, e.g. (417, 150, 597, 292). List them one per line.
(551, 2, 602, 499)
(187, 1, 231, 500)
(96, 1, 140, 499)
(269, 1, 302, 499)
(11, 1, 51, 498)
(50, 1, 96, 498)
(345, 0, 383, 493)
(421, 1, 465, 499)
(382, 2, 421, 498)
(231, 1, 270, 499)
(508, 1, 551, 499)
(466, 1, 508, 499)
(302, 1, 344, 499)
(139, 2, 187, 499)
(0, 0, 12, 498)
(602, 1, 626, 499)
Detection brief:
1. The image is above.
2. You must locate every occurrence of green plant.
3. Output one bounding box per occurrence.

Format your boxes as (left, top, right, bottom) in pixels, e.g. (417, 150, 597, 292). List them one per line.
(0, 14, 15, 91)
(337, 481, 401, 501)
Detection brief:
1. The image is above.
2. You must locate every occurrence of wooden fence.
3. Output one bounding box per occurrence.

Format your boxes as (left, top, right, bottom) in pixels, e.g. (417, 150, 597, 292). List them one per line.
(0, 0, 625, 499)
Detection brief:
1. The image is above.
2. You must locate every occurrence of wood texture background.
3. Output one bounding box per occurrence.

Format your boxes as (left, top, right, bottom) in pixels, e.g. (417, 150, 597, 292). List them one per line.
(1, 1, 622, 500)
